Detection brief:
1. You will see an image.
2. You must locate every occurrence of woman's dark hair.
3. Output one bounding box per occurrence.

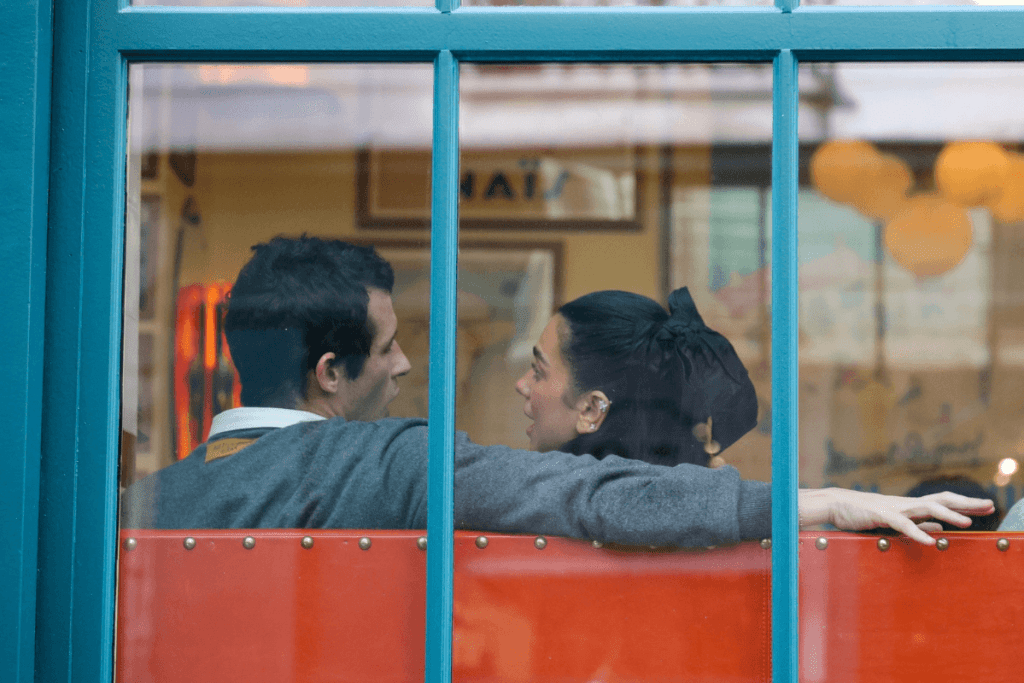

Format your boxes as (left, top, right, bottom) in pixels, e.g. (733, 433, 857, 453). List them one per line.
(556, 288, 758, 467)
(224, 235, 394, 408)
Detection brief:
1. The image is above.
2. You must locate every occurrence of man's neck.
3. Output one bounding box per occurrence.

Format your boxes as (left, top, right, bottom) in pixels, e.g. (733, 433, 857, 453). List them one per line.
(295, 398, 341, 420)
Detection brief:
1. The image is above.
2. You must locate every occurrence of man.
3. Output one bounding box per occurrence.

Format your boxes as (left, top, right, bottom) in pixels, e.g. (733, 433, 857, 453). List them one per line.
(121, 236, 992, 546)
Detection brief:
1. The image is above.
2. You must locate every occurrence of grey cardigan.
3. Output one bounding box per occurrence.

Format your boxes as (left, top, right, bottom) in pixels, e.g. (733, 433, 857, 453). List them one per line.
(121, 416, 771, 548)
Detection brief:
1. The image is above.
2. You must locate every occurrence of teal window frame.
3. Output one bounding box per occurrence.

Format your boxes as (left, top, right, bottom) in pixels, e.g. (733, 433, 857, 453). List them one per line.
(4, 1, 1024, 682)
(1, 2, 52, 682)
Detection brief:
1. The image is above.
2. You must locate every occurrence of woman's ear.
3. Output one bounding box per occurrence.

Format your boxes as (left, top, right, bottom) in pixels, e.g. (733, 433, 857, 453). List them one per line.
(575, 390, 612, 435)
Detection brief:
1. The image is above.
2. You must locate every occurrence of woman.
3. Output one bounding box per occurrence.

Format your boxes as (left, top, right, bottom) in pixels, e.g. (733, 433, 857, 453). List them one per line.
(517, 287, 755, 467)
(516, 287, 995, 543)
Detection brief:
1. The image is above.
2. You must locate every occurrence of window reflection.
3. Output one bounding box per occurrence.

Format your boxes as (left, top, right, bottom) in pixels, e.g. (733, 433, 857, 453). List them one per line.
(447, 64, 782, 481)
(799, 63, 1024, 524)
(451, 62, 774, 680)
(122, 63, 432, 480)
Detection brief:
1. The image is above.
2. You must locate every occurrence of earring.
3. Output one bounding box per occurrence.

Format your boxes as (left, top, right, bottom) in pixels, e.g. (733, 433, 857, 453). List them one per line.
(597, 399, 609, 413)
(692, 417, 722, 456)
(590, 423, 597, 431)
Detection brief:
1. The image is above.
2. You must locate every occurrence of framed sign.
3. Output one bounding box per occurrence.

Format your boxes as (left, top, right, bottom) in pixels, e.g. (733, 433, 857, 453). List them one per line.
(342, 236, 563, 307)
(357, 147, 642, 232)
(343, 237, 562, 448)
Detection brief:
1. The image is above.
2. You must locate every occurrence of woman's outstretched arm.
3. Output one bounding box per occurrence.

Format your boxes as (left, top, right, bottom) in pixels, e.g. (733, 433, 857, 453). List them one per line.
(798, 488, 995, 545)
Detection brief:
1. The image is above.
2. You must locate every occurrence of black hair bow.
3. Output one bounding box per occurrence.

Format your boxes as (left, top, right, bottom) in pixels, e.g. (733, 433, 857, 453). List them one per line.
(657, 287, 759, 454)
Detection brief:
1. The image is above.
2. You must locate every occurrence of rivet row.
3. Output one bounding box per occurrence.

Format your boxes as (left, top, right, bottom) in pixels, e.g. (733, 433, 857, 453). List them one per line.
(123, 536, 1015, 554)
(125, 535, 431, 551)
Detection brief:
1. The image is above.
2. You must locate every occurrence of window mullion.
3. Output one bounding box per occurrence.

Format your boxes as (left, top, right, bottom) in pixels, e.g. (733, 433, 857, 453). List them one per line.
(771, 47, 800, 683)
(426, 47, 459, 683)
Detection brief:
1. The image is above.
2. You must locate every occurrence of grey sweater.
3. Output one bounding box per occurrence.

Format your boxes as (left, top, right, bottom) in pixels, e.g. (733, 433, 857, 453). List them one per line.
(121, 416, 771, 547)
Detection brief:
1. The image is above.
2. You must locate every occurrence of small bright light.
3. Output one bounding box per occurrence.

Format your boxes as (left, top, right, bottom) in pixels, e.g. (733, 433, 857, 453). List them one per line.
(999, 458, 1019, 476)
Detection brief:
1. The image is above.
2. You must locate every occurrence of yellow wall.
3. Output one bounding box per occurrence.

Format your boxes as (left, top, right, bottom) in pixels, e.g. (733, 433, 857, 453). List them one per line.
(178, 149, 663, 301)
(179, 151, 360, 285)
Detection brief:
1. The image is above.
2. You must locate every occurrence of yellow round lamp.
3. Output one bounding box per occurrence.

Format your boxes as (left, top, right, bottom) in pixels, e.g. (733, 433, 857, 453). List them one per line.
(988, 152, 1024, 224)
(934, 141, 1010, 207)
(884, 194, 973, 278)
(851, 153, 913, 221)
(810, 140, 883, 206)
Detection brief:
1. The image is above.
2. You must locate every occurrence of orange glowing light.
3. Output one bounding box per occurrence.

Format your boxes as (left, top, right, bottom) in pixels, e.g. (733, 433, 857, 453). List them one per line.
(934, 141, 1010, 208)
(884, 194, 973, 279)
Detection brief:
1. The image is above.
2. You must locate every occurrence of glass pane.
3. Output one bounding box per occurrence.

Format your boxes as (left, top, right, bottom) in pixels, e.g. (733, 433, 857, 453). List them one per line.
(118, 62, 433, 680)
(798, 62, 1024, 680)
(799, 62, 1024, 510)
(453, 63, 774, 681)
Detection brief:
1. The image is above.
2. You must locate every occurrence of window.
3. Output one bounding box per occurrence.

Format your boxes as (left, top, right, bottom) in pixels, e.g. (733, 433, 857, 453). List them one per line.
(10, 2, 1024, 683)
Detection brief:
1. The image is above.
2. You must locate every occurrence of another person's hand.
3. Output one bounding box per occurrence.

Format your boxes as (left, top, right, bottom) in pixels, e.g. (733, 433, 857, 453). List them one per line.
(798, 488, 996, 545)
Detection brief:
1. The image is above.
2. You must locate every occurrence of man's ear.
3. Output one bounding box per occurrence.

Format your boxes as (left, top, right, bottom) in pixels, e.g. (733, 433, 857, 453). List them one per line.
(313, 352, 342, 394)
(574, 390, 611, 435)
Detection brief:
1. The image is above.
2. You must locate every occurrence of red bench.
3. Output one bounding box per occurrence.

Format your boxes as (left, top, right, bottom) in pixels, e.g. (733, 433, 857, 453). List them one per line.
(116, 530, 1024, 682)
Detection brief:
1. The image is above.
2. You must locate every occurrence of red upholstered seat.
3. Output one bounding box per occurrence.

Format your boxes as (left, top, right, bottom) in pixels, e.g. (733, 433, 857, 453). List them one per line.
(116, 530, 1024, 683)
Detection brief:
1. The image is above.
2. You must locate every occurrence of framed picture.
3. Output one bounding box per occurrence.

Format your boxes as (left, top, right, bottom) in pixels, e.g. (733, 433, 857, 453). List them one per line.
(356, 147, 642, 232)
(344, 236, 563, 307)
(344, 237, 562, 449)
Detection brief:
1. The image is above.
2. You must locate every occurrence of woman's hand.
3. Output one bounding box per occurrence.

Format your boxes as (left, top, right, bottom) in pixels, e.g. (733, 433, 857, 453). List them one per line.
(797, 488, 996, 545)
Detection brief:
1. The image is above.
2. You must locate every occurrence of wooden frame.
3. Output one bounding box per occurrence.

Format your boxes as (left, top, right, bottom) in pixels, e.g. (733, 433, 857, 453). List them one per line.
(356, 147, 642, 233)
(343, 236, 564, 308)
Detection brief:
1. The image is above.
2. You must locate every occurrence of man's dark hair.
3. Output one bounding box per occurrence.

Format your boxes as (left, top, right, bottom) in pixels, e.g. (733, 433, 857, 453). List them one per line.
(224, 236, 394, 408)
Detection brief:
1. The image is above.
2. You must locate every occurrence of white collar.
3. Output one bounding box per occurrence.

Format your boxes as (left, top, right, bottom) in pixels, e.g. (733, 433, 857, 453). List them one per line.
(208, 407, 326, 439)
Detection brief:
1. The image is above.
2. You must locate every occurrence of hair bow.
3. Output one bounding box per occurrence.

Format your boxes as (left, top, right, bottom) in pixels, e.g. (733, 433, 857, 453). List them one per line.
(656, 287, 759, 456)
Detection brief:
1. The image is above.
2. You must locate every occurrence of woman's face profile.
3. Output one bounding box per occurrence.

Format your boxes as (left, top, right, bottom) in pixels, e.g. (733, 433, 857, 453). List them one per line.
(515, 315, 583, 452)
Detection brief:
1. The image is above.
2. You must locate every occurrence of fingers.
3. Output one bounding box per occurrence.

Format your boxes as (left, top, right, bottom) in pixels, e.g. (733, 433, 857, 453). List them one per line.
(819, 488, 994, 544)
(921, 492, 995, 515)
(897, 493, 994, 528)
(884, 512, 935, 545)
(912, 502, 973, 528)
